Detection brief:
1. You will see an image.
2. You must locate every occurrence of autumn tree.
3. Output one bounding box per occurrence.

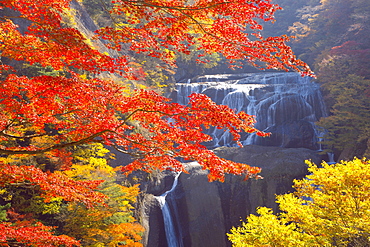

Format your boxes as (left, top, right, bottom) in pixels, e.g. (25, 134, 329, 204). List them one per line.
(0, 0, 314, 181)
(313, 2, 370, 158)
(0, 143, 144, 246)
(0, 0, 312, 245)
(59, 143, 144, 246)
(317, 74, 370, 159)
(288, 0, 370, 70)
(287, 0, 370, 158)
(0, 150, 106, 246)
(227, 158, 370, 247)
(287, 0, 354, 65)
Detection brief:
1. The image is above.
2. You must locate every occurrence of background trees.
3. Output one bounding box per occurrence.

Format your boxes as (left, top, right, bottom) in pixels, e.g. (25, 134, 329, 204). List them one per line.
(309, 0, 370, 159)
(317, 74, 370, 158)
(267, 0, 370, 159)
(0, 144, 145, 246)
(226, 2, 370, 245)
(59, 144, 144, 246)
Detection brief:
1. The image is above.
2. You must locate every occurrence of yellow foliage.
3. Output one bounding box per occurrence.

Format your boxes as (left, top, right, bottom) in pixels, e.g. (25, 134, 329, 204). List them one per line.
(61, 182, 143, 246)
(60, 143, 143, 246)
(25, 196, 63, 215)
(0, 155, 28, 166)
(228, 158, 370, 246)
(64, 157, 115, 180)
(106, 223, 144, 247)
(0, 188, 12, 201)
(61, 7, 78, 26)
(73, 143, 110, 161)
(228, 207, 313, 247)
(65, 143, 116, 180)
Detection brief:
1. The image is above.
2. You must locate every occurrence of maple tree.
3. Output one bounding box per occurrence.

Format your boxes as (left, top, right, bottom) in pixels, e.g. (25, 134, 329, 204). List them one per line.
(0, 220, 80, 247)
(0, 0, 312, 245)
(228, 158, 370, 247)
(0, 0, 312, 178)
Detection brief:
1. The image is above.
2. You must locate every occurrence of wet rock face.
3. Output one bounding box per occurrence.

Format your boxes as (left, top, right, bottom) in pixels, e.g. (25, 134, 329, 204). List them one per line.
(255, 120, 318, 150)
(139, 194, 166, 247)
(178, 166, 227, 247)
(140, 145, 322, 247)
(171, 72, 327, 149)
(181, 146, 321, 247)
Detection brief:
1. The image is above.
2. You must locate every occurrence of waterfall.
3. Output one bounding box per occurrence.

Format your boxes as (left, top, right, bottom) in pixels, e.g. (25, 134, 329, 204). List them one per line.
(327, 152, 336, 164)
(171, 72, 327, 150)
(155, 172, 183, 247)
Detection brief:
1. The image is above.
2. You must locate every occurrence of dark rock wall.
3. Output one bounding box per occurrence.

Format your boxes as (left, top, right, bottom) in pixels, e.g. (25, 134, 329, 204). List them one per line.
(140, 194, 168, 247)
(140, 145, 322, 247)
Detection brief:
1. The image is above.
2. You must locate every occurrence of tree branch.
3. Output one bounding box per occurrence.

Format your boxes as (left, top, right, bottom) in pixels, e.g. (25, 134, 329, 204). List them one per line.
(0, 108, 178, 155)
(0, 130, 108, 155)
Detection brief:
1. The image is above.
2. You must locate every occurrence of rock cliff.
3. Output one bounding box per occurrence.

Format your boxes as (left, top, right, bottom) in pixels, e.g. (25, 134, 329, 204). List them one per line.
(140, 145, 322, 247)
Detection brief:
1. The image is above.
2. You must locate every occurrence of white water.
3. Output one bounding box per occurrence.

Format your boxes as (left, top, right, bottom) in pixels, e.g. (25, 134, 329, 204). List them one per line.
(173, 72, 327, 149)
(327, 152, 336, 164)
(155, 172, 183, 247)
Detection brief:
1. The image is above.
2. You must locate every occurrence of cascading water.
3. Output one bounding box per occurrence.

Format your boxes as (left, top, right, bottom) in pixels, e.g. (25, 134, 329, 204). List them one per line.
(171, 72, 327, 150)
(155, 172, 183, 247)
(327, 152, 336, 164)
(144, 73, 330, 247)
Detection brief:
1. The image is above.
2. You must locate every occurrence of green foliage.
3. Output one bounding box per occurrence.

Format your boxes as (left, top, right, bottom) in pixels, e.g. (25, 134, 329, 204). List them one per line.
(285, 0, 370, 157)
(22, 63, 64, 77)
(59, 143, 144, 246)
(0, 203, 10, 221)
(24, 196, 63, 215)
(228, 158, 370, 247)
(317, 75, 370, 157)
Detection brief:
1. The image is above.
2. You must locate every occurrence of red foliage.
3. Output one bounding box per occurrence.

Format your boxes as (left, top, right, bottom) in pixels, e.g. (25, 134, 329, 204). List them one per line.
(0, 0, 313, 76)
(0, 0, 310, 185)
(0, 221, 80, 247)
(0, 0, 310, 243)
(97, 0, 312, 75)
(0, 162, 106, 207)
(0, 76, 269, 180)
(329, 41, 370, 77)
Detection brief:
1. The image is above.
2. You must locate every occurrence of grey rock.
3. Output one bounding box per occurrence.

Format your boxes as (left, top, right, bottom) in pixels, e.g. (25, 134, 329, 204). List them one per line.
(140, 145, 322, 247)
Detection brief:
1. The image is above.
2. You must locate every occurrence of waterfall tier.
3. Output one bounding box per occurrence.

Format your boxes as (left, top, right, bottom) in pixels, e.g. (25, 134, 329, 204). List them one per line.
(155, 172, 183, 247)
(171, 72, 327, 149)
